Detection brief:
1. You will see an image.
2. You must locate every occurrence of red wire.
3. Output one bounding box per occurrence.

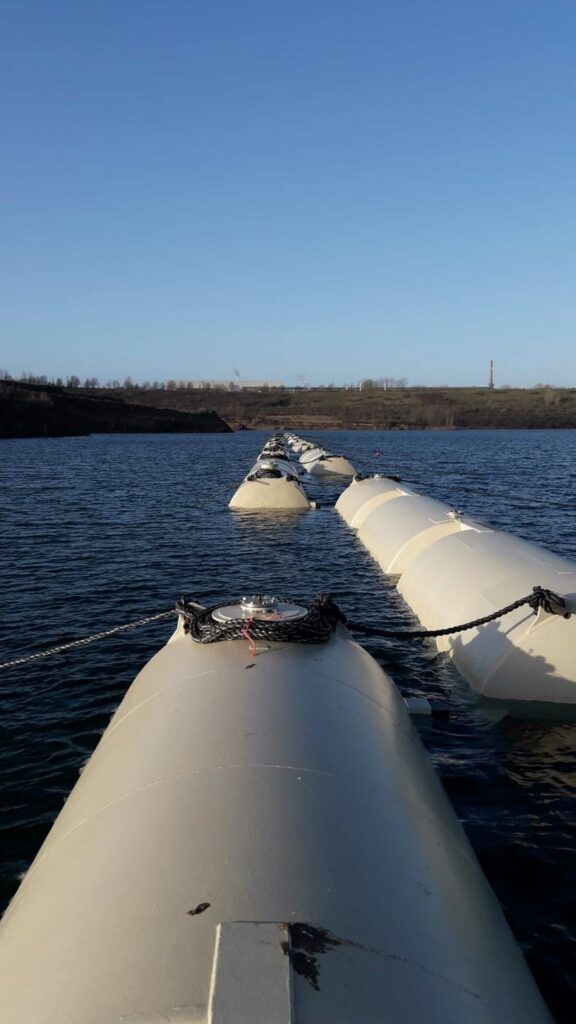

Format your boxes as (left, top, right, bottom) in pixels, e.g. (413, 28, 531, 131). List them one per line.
(242, 617, 256, 656)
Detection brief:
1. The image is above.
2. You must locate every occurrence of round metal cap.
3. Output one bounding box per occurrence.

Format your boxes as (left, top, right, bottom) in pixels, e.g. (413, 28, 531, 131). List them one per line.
(212, 595, 308, 623)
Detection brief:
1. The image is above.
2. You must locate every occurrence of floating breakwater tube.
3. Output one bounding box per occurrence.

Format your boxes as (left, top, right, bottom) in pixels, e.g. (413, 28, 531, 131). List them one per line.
(299, 446, 357, 477)
(307, 452, 357, 477)
(261, 443, 289, 456)
(256, 451, 299, 475)
(398, 529, 576, 705)
(337, 477, 471, 574)
(0, 596, 552, 1023)
(336, 476, 576, 707)
(336, 474, 410, 528)
(229, 458, 310, 510)
(357, 495, 475, 575)
(286, 436, 314, 455)
(295, 448, 317, 464)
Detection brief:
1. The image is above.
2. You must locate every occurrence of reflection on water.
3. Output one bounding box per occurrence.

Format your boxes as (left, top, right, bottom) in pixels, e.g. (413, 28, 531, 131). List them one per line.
(1, 429, 575, 1021)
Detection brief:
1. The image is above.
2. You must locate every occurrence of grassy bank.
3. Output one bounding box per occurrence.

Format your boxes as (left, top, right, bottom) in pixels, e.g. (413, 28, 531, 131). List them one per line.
(109, 385, 576, 431)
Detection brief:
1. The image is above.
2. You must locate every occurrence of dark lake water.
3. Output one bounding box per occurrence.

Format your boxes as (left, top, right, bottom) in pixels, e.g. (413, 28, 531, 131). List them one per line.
(1, 429, 575, 1021)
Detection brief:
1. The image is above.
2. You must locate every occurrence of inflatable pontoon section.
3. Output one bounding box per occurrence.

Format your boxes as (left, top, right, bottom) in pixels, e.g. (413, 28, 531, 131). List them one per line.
(0, 596, 552, 1023)
(285, 434, 357, 477)
(301, 447, 357, 477)
(337, 475, 576, 707)
(229, 438, 311, 510)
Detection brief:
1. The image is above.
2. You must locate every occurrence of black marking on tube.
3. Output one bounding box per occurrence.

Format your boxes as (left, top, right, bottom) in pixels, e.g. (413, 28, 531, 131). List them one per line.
(188, 902, 211, 916)
(281, 923, 341, 991)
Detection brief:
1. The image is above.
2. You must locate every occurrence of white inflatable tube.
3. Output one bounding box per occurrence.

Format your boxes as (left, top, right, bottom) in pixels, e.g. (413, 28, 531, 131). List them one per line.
(299, 446, 324, 464)
(0, 618, 552, 1023)
(307, 453, 357, 477)
(255, 455, 300, 476)
(336, 477, 576, 707)
(336, 475, 411, 528)
(229, 459, 310, 510)
(357, 496, 474, 575)
(261, 445, 290, 456)
(399, 529, 576, 705)
(229, 439, 309, 510)
(299, 447, 357, 477)
(251, 458, 294, 476)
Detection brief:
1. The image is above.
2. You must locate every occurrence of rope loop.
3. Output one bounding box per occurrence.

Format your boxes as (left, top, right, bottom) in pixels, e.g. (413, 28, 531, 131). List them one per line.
(177, 593, 346, 646)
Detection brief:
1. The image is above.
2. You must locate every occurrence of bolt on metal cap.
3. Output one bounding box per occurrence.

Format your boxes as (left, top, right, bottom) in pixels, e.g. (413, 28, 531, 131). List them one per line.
(212, 595, 308, 623)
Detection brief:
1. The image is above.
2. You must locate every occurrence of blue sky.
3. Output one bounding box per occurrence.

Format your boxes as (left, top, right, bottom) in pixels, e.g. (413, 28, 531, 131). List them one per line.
(1, 0, 575, 387)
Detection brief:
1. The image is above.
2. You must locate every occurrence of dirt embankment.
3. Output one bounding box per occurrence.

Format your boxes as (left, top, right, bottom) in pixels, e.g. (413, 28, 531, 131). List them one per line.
(106, 385, 576, 431)
(0, 381, 232, 439)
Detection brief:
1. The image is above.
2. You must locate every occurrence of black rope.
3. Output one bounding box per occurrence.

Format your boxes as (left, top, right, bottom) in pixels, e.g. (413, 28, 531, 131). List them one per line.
(177, 594, 346, 645)
(178, 586, 569, 647)
(247, 468, 299, 482)
(346, 586, 570, 641)
(247, 467, 284, 480)
(353, 472, 402, 483)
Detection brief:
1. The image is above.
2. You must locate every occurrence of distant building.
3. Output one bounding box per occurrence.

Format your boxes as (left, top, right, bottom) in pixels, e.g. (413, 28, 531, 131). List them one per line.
(166, 380, 284, 391)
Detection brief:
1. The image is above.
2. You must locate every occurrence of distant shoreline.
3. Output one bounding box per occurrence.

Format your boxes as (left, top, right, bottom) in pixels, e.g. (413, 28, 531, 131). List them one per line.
(4, 380, 576, 437)
(102, 383, 576, 432)
(0, 381, 232, 439)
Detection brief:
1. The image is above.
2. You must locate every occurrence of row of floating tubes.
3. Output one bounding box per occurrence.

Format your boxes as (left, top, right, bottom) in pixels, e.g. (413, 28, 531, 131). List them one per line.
(232, 433, 576, 709)
(0, 433, 567, 1022)
(229, 433, 357, 510)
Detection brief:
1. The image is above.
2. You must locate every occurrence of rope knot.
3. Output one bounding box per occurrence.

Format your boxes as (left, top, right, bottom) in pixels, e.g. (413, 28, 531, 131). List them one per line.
(311, 593, 347, 627)
(529, 586, 571, 619)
